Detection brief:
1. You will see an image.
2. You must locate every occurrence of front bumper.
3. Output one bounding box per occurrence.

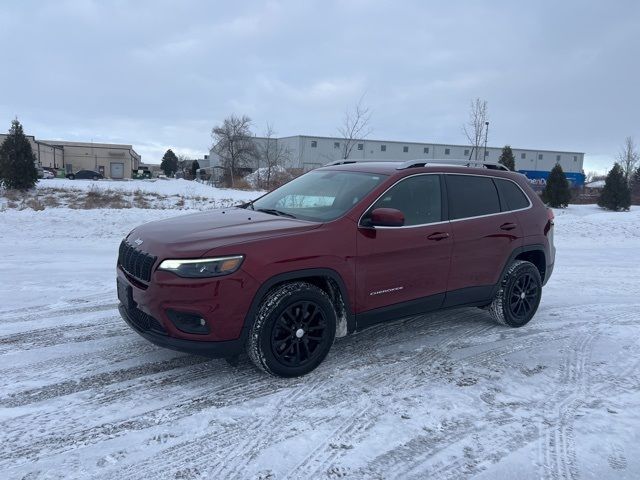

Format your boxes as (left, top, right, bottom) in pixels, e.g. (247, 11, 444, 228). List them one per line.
(119, 304, 244, 358)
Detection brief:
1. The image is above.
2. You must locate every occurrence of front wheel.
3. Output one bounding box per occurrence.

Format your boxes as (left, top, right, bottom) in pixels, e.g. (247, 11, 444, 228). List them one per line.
(489, 260, 542, 327)
(247, 282, 336, 377)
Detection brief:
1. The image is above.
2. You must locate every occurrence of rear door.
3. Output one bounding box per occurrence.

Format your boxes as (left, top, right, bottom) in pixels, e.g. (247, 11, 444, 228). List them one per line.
(356, 174, 452, 321)
(444, 174, 524, 305)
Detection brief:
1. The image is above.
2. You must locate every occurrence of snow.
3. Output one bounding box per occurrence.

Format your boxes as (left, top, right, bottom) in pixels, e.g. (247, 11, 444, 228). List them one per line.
(1, 204, 640, 479)
(34, 177, 261, 202)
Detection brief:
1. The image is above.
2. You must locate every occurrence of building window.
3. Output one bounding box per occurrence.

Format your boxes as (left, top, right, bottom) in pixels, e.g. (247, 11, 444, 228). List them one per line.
(521, 153, 526, 159)
(574, 156, 578, 162)
(464, 149, 469, 156)
(311, 140, 317, 148)
(381, 144, 386, 152)
(423, 147, 429, 154)
(445, 148, 450, 155)
(357, 143, 364, 150)
(556, 155, 561, 162)
(538, 154, 543, 160)
(403, 146, 409, 153)
(334, 142, 340, 149)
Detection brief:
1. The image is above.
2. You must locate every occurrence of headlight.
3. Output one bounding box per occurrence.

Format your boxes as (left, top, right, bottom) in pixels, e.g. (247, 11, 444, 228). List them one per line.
(158, 255, 244, 278)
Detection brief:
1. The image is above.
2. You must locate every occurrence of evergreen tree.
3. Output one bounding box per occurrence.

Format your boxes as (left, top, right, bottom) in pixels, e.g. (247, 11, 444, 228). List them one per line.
(191, 159, 200, 178)
(498, 145, 516, 171)
(541, 164, 571, 208)
(0, 119, 39, 190)
(160, 149, 178, 176)
(598, 163, 631, 211)
(631, 166, 640, 197)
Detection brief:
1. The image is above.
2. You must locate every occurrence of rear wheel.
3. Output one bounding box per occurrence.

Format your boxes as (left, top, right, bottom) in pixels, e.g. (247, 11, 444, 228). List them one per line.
(489, 260, 542, 327)
(92, 175, 98, 180)
(247, 282, 336, 377)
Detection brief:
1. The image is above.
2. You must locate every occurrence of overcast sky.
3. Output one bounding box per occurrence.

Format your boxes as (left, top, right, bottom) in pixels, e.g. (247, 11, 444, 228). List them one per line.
(1, 0, 639, 172)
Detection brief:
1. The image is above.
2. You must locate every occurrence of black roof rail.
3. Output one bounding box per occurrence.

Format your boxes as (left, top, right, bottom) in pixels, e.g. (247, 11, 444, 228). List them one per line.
(397, 159, 510, 171)
(323, 160, 359, 166)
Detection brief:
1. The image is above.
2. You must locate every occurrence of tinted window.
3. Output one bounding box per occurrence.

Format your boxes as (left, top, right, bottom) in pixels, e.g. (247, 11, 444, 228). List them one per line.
(495, 178, 530, 211)
(446, 175, 500, 220)
(367, 175, 441, 226)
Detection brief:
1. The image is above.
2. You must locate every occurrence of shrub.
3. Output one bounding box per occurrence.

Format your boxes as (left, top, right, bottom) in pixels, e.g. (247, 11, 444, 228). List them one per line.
(598, 163, 631, 211)
(541, 164, 571, 208)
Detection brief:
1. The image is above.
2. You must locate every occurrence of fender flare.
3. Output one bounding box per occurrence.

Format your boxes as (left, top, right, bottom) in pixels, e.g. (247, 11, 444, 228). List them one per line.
(492, 244, 547, 296)
(241, 268, 355, 336)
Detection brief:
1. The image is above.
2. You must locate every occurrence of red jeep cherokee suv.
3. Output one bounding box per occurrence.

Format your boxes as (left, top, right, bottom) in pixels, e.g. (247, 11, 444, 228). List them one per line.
(117, 160, 555, 377)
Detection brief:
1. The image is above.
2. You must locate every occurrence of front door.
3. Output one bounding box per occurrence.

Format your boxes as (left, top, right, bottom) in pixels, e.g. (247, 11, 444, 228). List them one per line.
(356, 174, 452, 325)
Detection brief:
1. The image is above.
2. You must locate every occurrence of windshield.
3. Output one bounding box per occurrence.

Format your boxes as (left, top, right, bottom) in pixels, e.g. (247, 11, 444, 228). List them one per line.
(249, 170, 388, 222)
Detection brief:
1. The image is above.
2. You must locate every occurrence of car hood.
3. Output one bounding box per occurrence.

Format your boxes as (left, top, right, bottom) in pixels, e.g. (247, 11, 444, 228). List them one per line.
(127, 207, 321, 258)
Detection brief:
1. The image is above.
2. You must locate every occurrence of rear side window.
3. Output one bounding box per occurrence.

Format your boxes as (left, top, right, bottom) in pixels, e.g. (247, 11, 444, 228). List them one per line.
(495, 178, 530, 211)
(368, 175, 442, 226)
(446, 175, 500, 220)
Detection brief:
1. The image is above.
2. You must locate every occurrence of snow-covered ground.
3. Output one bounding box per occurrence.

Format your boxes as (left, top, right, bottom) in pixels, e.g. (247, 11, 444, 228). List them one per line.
(35, 177, 260, 200)
(1, 178, 262, 211)
(1, 204, 639, 479)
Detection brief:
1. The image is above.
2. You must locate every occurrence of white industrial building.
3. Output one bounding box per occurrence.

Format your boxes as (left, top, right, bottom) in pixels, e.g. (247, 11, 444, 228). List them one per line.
(207, 135, 586, 187)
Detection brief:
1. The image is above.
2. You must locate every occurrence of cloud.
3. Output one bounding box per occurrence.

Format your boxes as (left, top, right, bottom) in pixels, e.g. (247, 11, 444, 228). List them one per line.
(0, 0, 638, 170)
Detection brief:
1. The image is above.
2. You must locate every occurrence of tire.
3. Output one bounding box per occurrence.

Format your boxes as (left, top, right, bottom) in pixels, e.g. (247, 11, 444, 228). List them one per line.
(67, 174, 75, 180)
(247, 281, 336, 377)
(488, 260, 542, 328)
(92, 175, 98, 180)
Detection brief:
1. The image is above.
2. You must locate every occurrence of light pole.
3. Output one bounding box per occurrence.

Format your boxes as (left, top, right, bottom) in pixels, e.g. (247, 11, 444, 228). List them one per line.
(483, 121, 489, 161)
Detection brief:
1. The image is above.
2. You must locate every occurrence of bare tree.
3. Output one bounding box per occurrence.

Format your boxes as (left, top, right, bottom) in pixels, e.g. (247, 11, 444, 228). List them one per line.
(176, 154, 189, 176)
(338, 95, 373, 160)
(463, 98, 489, 161)
(211, 114, 258, 187)
(617, 136, 639, 183)
(585, 170, 606, 183)
(259, 123, 290, 189)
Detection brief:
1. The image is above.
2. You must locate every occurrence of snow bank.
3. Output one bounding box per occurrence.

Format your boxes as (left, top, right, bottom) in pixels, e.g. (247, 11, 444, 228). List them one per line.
(35, 178, 262, 202)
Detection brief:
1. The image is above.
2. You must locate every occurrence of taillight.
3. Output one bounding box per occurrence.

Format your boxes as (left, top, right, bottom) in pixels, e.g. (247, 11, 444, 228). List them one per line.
(544, 208, 554, 236)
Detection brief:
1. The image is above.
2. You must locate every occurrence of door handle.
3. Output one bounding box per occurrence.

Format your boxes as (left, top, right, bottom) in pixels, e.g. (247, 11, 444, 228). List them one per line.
(500, 222, 517, 231)
(427, 232, 450, 241)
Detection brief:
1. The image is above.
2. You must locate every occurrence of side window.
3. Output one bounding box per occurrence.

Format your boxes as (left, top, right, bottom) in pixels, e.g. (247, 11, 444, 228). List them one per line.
(495, 178, 530, 211)
(446, 175, 501, 220)
(367, 175, 441, 226)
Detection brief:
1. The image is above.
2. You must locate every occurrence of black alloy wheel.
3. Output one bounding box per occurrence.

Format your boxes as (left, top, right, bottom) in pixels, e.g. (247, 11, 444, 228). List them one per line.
(271, 301, 329, 368)
(247, 282, 337, 377)
(489, 260, 542, 328)
(508, 272, 539, 320)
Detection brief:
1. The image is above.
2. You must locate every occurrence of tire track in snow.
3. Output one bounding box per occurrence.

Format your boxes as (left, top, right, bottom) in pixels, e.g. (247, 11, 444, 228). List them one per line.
(0, 368, 293, 469)
(0, 317, 126, 354)
(0, 354, 209, 407)
(99, 377, 328, 480)
(286, 405, 375, 479)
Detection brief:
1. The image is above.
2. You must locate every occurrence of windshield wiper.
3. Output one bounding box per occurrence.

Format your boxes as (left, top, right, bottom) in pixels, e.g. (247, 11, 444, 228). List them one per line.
(256, 208, 297, 219)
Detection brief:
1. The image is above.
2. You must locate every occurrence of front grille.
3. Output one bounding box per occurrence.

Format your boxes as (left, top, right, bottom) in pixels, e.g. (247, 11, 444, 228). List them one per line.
(128, 305, 167, 335)
(118, 240, 157, 282)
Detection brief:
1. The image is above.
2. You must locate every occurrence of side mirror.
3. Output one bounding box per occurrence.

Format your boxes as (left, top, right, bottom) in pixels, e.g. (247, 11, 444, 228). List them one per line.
(369, 208, 405, 227)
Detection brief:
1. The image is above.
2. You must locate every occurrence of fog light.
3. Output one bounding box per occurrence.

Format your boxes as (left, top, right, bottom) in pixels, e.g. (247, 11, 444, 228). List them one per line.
(166, 310, 210, 335)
